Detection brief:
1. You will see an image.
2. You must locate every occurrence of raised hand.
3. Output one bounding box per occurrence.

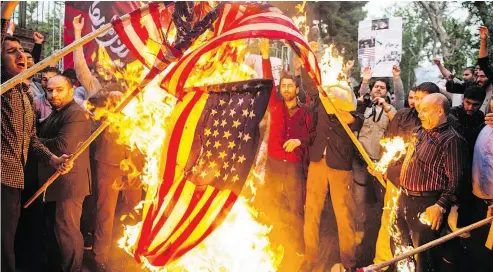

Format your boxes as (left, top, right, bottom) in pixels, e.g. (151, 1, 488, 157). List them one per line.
(432, 57, 442, 66)
(392, 65, 401, 78)
(33, 32, 44, 44)
(362, 66, 372, 83)
(479, 26, 488, 41)
(73, 14, 85, 33)
(258, 38, 270, 59)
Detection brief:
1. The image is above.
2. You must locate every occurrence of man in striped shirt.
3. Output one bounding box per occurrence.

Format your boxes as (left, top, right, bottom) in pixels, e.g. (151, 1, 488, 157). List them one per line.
(396, 93, 468, 272)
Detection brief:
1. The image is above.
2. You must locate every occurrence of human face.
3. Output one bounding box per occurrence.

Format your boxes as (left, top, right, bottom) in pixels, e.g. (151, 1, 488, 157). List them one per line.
(46, 77, 74, 110)
(475, 65, 480, 75)
(41, 71, 59, 90)
(24, 52, 35, 69)
(414, 90, 429, 113)
(95, 63, 114, 82)
(463, 98, 482, 115)
(463, 69, 473, 82)
(371, 80, 388, 99)
(476, 70, 487, 87)
(408, 90, 416, 108)
(418, 97, 443, 130)
(1, 40, 27, 76)
(280, 78, 298, 102)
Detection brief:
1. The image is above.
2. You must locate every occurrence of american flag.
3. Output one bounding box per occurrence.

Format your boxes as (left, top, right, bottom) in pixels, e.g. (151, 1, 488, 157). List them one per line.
(111, 1, 321, 266)
(134, 80, 273, 265)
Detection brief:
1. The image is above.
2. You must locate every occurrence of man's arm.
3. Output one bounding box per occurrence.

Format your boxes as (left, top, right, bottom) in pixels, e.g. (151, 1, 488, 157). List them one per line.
(259, 39, 279, 109)
(1, 1, 18, 46)
(437, 137, 468, 210)
(31, 32, 44, 63)
(73, 15, 102, 98)
(433, 58, 453, 80)
(39, 110, 89, 155)
(479, 26, 488, 59)
(358, 66, 372, 97)
(445, 79, 468, 94)
(478, 27, 493, 82)
(392, 65, 405, 110)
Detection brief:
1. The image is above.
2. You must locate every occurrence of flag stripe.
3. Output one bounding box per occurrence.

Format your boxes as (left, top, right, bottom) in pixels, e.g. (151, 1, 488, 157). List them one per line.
(164, 25, 316, 96)
(174, 192, 237, 258)
(149, 188, 222, 265)
(158, 91, 205, 206)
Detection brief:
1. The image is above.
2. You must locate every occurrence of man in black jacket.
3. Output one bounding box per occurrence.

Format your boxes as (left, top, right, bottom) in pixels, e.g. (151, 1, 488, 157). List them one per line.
(37, 75, 92, 272)
(301, 93, 364, 272)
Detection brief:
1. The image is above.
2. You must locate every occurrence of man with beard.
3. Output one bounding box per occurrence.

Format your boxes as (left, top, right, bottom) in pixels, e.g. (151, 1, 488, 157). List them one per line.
(33, 67, 61, 120)
(445, 26, 492, 113)
(37, 75, 91, 272)
(450, 86, 486, 152)
(254, 39, 314, 271)
(352, 69, 398, 264)
(1, 3, 72, 272)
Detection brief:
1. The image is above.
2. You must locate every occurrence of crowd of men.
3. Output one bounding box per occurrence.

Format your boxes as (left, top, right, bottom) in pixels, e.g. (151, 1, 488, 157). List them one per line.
(2, 1, 493, 272)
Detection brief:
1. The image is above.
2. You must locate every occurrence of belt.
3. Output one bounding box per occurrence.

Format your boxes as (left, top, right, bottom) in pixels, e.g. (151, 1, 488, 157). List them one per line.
(400, 187, 441, 197)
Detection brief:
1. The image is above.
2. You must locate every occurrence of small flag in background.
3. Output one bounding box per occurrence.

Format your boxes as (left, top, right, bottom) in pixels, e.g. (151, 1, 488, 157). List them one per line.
(134, 79, 273, 266)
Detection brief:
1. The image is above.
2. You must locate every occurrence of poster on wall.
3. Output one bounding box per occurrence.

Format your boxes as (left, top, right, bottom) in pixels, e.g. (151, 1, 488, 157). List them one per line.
(63, 1, 141, 69)
(358, 17, 403, 77)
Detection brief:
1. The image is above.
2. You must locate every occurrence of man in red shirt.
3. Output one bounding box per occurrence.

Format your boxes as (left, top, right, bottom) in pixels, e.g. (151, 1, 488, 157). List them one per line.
(254, 39, 314, 270)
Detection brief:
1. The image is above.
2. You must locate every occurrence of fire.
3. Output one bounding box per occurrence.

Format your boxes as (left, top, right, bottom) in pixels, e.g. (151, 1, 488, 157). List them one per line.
(374, 137, 407, 174)
(292, 2, 308, 38)
(185, 39, 257, 88)
(87, 38, 278, 270)
(384, 189, 415, 272)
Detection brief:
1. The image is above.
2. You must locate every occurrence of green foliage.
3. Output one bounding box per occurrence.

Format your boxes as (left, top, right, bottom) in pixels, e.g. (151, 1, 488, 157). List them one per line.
(24, 1, 63, 58)
(462, 1, 493, 56)
(383, 2, 482, 92)
(317, 1, 368, 62)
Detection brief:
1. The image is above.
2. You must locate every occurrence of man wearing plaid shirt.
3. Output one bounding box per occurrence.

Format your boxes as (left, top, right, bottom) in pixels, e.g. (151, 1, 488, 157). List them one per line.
(1, 2, 73, 272)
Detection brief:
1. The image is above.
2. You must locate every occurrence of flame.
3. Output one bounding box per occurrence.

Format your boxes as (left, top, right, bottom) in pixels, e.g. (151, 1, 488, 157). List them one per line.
(292, 2, 308, 38)
(87, 39, 277, 269)
(383, 189, 416, 272)
(374, 137, 407, 174)
(185, 39, 257, 88)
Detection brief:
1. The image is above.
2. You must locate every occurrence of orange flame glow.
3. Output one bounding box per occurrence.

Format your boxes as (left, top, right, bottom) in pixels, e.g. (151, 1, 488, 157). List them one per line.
(86, 42, 278, 270)
(375, 137, 407, 174)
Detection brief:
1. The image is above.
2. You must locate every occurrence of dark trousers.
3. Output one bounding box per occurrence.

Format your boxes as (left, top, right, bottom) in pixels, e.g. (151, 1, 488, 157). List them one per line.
(1, 185, 21, 272)
(395, 194, 442, 272)
(352, 157, 385, 231)
(46, 198, 85, 272)
(462, 197, 493, 272)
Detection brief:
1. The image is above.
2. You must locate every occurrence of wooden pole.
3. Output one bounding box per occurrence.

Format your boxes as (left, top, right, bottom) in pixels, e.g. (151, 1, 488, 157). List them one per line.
(1, 3, 155, 95)
(358, 216, 493, 272)
(23, 85, 145, 208)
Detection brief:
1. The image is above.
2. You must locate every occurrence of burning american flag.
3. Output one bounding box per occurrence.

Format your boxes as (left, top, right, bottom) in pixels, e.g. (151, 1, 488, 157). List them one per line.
(109, 1, 322, 267)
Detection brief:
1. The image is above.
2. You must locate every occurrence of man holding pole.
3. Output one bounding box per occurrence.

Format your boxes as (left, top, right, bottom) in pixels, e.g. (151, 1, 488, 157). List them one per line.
(301, 91, 365, 272)
(1, 2, 73, 272)
(396, 93, 468, 272)
(37, 75, 92, 272)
